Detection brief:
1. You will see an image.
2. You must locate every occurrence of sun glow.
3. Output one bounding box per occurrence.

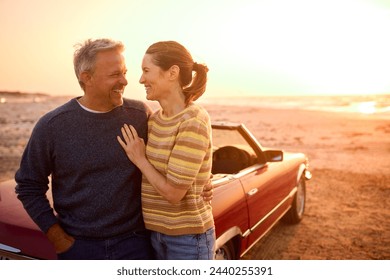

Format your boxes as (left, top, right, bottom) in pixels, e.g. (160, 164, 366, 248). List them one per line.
(210, 0, 390, 95)
(1, 0, 390, 97)
(357, 101, 376, 114)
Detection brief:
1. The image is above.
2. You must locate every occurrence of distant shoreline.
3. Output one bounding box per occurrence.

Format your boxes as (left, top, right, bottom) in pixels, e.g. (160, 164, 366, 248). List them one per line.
(1, 91, 389, 119)
(0, 91, 49, 97)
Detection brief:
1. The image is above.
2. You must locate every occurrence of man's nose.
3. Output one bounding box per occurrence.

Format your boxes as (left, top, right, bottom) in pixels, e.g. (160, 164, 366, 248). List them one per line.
(121, 75, 128, 86)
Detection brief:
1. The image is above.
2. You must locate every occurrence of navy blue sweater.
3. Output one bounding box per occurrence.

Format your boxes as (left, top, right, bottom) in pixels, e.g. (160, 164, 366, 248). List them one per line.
(15, 98, 151, 239)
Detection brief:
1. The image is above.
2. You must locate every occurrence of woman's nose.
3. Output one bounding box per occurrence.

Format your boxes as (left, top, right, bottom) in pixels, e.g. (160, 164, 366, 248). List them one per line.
(139, 74, 144, 84)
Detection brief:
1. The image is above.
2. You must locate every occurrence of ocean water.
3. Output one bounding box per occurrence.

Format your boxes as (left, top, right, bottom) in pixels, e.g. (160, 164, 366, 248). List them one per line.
(1, 92, 389, 119)
(201, 94, 390, 119)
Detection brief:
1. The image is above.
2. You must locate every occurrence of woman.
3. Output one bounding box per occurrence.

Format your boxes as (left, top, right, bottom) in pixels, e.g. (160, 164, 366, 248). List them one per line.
(117, 41, 214, 260)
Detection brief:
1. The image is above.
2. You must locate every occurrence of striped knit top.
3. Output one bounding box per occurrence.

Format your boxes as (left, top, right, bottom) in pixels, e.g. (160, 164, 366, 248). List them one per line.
(142, 103, 214, 235)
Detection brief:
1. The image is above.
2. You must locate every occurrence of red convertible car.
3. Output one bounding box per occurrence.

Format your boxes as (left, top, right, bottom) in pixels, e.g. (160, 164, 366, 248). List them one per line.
(0, 122, 311, 260)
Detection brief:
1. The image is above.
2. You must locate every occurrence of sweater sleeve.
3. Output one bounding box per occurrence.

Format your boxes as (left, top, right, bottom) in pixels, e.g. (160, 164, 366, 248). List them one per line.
(15, 116, 58, 233)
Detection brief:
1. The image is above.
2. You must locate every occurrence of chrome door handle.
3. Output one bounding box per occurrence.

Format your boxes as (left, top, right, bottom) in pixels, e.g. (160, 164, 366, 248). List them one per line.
(247, 188, 258, 196)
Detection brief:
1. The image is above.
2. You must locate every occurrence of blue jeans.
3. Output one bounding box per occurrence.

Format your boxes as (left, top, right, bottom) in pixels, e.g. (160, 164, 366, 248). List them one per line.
(57, 230, 154, 260)
(151, 227, 215, 260)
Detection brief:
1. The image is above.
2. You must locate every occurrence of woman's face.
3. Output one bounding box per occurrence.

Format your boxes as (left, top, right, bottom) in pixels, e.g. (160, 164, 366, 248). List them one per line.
(139, 54, 171, 101)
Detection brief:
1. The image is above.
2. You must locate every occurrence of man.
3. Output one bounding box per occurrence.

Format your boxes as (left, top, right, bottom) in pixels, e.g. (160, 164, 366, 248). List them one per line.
(15, 38, 154, 259)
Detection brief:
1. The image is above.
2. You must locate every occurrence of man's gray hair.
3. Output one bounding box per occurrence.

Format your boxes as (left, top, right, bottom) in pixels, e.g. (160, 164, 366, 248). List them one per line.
(73, 38, 125, 90)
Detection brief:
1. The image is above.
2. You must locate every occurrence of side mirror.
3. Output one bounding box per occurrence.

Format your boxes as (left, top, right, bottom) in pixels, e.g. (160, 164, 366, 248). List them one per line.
(264, 150, 283, 162)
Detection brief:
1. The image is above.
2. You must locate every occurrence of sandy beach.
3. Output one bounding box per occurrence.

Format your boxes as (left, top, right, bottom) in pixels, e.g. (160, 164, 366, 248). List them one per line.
(1, 94, 389, 259)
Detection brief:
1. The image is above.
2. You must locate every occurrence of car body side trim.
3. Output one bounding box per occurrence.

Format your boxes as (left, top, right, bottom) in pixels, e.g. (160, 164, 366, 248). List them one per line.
(0, 249, 34, 260)
(244, 187, 297, 238)
(235, 164, 267, 178)
(240, 205, 292, 258)
(0, 243, 21, 253)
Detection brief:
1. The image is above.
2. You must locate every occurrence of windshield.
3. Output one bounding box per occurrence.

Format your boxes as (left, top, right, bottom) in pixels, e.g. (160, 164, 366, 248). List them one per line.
(212, 127, 256, 156)
(211, 127, 258, 174)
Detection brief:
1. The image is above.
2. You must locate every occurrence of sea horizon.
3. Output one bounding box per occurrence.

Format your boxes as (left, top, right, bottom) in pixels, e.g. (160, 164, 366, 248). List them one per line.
(1, 91, 389, 119)
(201, 94, 390, 119)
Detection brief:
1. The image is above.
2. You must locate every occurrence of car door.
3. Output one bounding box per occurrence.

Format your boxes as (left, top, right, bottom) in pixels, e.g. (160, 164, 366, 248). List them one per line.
(239, 161, 290, 246)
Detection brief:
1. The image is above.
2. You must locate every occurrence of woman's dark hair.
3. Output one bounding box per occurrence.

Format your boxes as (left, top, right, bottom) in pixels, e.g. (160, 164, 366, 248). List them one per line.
(145, 41, 208, 105)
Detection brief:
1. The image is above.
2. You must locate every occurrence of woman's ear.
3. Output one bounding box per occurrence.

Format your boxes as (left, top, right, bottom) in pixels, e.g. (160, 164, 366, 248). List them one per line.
(168, 65, 180, 80)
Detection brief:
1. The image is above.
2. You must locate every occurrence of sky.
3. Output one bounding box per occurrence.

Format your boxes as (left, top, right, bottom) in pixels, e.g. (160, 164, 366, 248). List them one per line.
(1, 0, 390, 100)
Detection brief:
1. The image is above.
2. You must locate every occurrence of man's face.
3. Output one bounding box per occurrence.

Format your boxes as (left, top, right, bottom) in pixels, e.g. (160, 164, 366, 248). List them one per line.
(87, 49, 128, 111)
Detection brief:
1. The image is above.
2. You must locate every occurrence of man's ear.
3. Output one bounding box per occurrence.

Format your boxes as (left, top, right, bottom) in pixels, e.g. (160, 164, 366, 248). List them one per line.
(80, 71, 92, 86)
(168, 65, 180, 80)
